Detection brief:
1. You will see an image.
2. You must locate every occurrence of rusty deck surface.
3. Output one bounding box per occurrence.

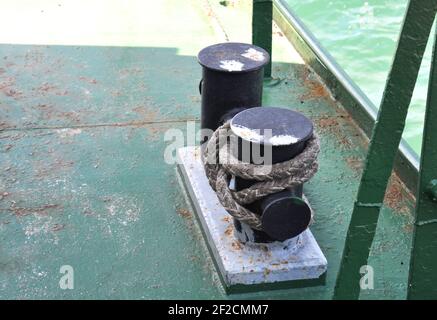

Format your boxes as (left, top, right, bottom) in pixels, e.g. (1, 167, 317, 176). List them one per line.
(0, 0, 415, 299)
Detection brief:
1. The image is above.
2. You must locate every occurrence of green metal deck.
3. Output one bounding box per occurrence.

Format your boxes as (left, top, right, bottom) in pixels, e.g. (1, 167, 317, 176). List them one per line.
(0, 0, 415, 299)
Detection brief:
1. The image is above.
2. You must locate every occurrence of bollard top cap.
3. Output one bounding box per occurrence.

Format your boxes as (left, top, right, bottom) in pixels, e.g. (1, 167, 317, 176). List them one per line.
(262, 196, 312, 241)
(198, 42, 269, 73)
(230, 107, 313, 146)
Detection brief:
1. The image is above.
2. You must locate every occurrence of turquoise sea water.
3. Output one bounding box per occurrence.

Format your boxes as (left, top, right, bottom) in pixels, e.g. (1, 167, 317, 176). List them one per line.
(287, 0, 434, 154)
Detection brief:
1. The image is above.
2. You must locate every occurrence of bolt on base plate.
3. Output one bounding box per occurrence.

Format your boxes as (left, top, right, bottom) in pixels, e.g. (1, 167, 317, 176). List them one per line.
(177, 146, 327, 291)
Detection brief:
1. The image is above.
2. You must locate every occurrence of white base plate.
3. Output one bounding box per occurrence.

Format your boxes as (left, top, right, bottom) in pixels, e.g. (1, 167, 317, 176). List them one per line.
(177, 146, 327, 287)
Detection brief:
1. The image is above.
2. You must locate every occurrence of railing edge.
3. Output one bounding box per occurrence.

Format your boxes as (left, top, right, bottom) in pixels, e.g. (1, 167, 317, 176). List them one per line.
(273, 0, 419, 193)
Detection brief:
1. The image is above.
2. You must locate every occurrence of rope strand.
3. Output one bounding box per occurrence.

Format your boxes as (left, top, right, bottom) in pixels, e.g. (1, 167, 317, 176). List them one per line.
(202, 122, 320, 230)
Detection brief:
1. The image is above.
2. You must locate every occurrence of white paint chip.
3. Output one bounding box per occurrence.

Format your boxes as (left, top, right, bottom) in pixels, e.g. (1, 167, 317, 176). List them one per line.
(219, 60, 244, 72)
(177, 146, 327, 287)
(268, 135, 299, 146)
(230, 124, 263, 143)
(56, 128, 82, 138)
(241, 48, 265, 61)
(231, 124, 299, 146)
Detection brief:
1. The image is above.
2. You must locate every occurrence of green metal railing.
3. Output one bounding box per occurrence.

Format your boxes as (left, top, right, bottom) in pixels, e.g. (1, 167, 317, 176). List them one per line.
(252, 0, 437, 299)
(408, 32, 437, 299)
(334, 0, 437, 300)
(253, 0, 272, 77)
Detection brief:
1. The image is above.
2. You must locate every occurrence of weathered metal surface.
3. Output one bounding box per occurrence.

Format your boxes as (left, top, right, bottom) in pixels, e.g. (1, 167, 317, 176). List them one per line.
(177, 146, 326, 290)
(408, 30, 437, 300)
(0, 124, 226, 299)
(198, 42, 269, 73)
(0, 0, 416, 299)
(198, 42, 269, 135)
(0, 46, 202, 130)
(252, 0, 273, 77)
(334, 0, 437, 300)
(230, 107, 314, 242)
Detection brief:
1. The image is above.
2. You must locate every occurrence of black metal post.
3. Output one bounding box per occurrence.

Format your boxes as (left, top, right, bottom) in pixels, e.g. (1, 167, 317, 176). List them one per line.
(198, 42, 270, 142)
(230, 107, 314, 243)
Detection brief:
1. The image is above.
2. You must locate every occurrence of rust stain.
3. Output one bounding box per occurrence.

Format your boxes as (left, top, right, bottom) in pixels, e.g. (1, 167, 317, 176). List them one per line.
(23, 49, 45, 68)
(316, 117, 339, 129)
(53, 111, 80, 122)
(385, 179, 404, 211)
(403, 224, 414, 234)
(119, 67, 143, 78)
(0, 192, 10, 200)
(0, 77, 15, 90)
(37, 82, 57, 93)
(176, 208, 192, 219)
(10, 203, 62, 217)
(145, 124, 168, 141)
(314, 115, 352, 148)
(8, 133, 26, 140)
(111, 90, 122, 97)
(301, 81, 329, 100)
(384, 174, 414, 215)
(132, 105, 159, 123)
(79, 76, 98, 84)
(36, 103, 81, 123)
(346, 156, 363, 173)
(337, 136, 352, 147)
(0, 77, 23, 99)
(35, 83, 68, 96)
(51, 223, 65, 232)
(300, 67, 330, 100)
(0, 121, 16, 131)
(3, 88, 23, 99)
(224, 224, 233, 236)
(34, 158, 74, 179)
(222, 216, 231, 223)
(231, 240, 242, 250)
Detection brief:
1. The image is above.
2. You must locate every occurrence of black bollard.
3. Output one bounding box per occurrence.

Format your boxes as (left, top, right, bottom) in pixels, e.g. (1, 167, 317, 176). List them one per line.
(229, 107, 314, 243)
(197, 42, 270, 142)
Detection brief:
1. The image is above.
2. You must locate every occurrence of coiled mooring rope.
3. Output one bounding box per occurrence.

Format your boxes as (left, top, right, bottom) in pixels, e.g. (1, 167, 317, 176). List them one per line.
(202, 122, 320, 230)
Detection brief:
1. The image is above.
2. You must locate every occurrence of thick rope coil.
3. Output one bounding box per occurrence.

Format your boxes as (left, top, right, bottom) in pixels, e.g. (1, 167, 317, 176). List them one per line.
(202, 122, 320, 230)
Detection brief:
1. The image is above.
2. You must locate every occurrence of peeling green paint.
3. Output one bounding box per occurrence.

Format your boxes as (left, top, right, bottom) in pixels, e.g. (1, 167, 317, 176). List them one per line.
(0, 0, 417, 299)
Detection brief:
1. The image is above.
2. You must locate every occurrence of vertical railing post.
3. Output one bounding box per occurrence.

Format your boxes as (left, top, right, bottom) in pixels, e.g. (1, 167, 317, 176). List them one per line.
(408, 29, 437, 300)
(252, 0, 273, 78)
(334, 0, 437, 300)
